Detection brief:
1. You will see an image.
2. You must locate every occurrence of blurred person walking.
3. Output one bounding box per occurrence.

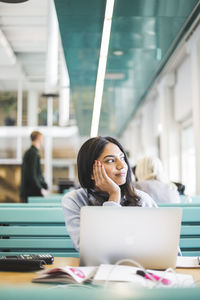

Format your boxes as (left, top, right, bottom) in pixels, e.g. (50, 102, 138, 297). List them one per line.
(20, 131, 48, 202)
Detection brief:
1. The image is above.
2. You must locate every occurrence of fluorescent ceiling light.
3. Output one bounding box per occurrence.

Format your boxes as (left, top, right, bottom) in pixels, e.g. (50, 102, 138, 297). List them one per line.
(90, 0, 115, 138)
(0, 29, 16, 65)
(156, 48, 162, 60)
(105, 73, 125, 80)
(147, 31, 156, 35)
(158, 123, 163, 133)
(113, 50, 124, 56)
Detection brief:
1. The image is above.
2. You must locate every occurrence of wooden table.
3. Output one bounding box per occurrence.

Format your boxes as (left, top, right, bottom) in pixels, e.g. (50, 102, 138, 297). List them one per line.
(0, 257, 200, 286)
(0, 258, 200, 300)
(176, 268, 200, 284)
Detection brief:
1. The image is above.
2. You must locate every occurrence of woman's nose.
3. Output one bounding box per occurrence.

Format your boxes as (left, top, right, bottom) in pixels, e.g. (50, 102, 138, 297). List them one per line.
(116, 159, 125, 169)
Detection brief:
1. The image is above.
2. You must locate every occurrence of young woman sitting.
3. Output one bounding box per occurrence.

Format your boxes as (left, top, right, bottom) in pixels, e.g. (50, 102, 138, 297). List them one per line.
(62, 136, 156, 251)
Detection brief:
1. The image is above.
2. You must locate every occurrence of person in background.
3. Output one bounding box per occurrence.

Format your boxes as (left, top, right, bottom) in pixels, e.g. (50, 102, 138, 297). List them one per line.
(20, 131, 48, 203)
(62, 136, 156, 251)
(132, 165, 138, 181)
(173, 182, 185, 196)
(134, 156, 180, 204)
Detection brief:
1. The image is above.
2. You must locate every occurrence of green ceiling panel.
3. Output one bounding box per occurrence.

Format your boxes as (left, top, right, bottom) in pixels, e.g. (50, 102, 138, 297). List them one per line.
(113, 0, 198, 17)
(54, 0, 199, 137)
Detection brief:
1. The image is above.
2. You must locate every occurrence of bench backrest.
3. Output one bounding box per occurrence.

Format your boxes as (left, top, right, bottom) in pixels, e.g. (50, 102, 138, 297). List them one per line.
(158, 202, 200, 207)
(158, 204, 200, 255)
(180, 195, 200, 204)
(0, 207, 78, 257)
(0, 203, 61, 208)
(175, 206, 200, 256)
(28, 196, 63, 203)
(1, 206, 200, 257)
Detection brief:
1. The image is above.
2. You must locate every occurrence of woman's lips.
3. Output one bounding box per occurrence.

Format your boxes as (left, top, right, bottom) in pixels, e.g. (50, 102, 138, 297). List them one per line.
(115, 172, 126, 177)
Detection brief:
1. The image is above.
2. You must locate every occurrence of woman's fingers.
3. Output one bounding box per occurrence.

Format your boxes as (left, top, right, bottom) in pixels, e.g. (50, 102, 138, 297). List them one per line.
(96, 161, 104, 182)
(93, 160, 107, 186)
(92, 161, 99, 182)
(93, 160, 120, 201)
(93, 160, 114, 188)
(93, 160, 103, 185)
(100, 163, 109, 180)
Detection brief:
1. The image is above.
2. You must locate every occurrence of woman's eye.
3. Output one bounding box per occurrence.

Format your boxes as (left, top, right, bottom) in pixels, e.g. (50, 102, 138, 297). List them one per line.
(106, 159, 114, 163)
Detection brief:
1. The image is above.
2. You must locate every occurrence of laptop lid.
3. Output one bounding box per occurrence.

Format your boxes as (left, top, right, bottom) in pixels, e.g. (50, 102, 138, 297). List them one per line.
(80, 206, 182, 270)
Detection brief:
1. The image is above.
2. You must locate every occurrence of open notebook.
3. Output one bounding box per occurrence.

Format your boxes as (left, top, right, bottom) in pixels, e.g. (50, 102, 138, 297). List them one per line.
(32, 264, 195, 287)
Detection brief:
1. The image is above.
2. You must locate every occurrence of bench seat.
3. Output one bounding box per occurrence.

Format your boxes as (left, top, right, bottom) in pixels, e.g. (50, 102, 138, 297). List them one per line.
(0, 207, 78, 257)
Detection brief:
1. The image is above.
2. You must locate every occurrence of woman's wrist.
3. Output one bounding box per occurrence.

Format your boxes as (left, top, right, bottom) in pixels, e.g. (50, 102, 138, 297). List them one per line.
(108, 189, 121, 204)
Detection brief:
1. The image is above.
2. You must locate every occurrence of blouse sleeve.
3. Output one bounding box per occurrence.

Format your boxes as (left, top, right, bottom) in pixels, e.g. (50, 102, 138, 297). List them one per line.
(135, 188, 157, 207)
(62, 192, 82, 252)
(103, 201, 121, 207)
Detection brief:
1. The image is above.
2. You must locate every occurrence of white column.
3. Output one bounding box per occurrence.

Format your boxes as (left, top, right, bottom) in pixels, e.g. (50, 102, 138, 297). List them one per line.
(27, 90, 38, 126)
(45, 0, 59, 94)
(16, 80, 23, 162)
(186, 24, 200, 193)
(17, 80, 23, 127)
(68, 164, 75, 180)
(157, 73, 180, 180)
(167, 87, 181, 182)
(47, 97, 53, 127)
(44, 0, 59, 191)
(59, 49, 70, 126)
(16, 137, 22, 162)
(44, 135, 52, 192)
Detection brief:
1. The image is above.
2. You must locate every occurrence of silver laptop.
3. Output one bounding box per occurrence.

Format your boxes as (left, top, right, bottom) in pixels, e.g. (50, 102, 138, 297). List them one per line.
(80, 206, 182, 270)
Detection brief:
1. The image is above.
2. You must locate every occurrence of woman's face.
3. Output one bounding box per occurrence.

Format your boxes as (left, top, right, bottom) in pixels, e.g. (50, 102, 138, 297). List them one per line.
(96, 142, 128, 186)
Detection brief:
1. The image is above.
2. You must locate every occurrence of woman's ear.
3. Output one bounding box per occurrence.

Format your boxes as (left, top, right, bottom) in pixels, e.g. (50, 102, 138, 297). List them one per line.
(91, 173, 94, 180)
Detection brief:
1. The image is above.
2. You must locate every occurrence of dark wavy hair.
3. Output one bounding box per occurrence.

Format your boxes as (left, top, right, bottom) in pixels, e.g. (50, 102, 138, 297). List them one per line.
(77, 136, 141, 206)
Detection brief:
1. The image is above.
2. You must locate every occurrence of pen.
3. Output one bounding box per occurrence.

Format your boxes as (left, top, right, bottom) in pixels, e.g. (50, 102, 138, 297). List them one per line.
(136, 270, 171, 285)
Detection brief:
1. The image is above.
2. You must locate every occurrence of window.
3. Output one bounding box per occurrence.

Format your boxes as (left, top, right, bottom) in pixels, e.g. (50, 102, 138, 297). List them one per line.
(181, 123, 196, 195)
(0, 91, 17, 126)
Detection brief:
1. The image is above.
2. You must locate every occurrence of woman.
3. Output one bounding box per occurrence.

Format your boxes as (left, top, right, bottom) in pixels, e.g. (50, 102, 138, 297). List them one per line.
(134, 156, 180, 204)
(62, 136, 156, 251)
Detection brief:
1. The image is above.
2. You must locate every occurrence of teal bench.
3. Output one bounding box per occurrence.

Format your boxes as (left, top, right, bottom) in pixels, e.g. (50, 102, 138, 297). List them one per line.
(0, 286, 200, 300)
(27, 189, 73, 203)
(159, 205, 200, 256)
(0, 203, 61, 208)
(159, 203, 200, 207)
(1, 206, 199, 257)
(180, 195, 200, 203)
(180, 207, 200, 256)
(158, 204, 200, 256)
(0, 207, 78, 257)
(191, 195, 200, 202)
(28, 195, 64, 203)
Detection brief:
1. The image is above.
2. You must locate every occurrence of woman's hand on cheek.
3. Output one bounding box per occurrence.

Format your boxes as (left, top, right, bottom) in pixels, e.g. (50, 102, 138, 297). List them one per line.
(93, 160, 121, 203)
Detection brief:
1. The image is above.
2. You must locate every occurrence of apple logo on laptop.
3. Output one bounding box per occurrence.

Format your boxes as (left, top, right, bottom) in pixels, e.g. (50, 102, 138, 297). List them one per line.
(125, 235, 136, 246)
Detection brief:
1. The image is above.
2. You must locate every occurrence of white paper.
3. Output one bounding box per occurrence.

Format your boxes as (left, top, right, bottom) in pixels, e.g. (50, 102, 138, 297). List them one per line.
(176, 256, 200, 268)
(93, 264, 195, 287)
(94, 264, 138, 282)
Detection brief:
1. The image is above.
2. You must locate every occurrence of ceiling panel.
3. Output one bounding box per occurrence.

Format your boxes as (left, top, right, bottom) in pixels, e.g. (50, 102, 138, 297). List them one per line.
(0, 0, 48, 16)
(54, 0, 106, 135)
(55, 0, 199, 136)
(0, 0, 48, 90)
